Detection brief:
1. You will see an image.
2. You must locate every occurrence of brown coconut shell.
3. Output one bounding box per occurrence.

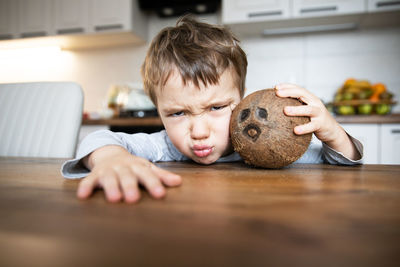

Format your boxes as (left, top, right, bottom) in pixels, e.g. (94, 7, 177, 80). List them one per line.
(230, 89, 312, 168)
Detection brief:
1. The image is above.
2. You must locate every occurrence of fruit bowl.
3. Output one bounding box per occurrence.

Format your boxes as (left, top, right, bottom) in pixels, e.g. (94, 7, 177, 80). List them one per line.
(330, 79, 396, 115)
(332, 100, 396, 115)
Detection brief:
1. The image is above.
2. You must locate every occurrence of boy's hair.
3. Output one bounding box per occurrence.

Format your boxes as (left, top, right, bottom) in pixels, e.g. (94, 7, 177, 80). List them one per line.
(141, 15, 248, 105)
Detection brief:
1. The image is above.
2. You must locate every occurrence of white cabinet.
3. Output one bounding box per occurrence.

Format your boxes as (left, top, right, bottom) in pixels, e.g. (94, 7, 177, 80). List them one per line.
(89, 0, 132, 32)
(222, 0, 291, 24)
(341, 123, 400, 164)
(341, 124, 379, 164)
(0, 0, 18, 40)
(18, 0, 53, 38)
(0, 0, 147, 49)
(380, 124, 400, 164)
(292, 0, 366, 18)
(222, 0, 400, 36)
(367, 0, 400, 12)
(222, 0, 366, 23)
(54, 0, 89, 35)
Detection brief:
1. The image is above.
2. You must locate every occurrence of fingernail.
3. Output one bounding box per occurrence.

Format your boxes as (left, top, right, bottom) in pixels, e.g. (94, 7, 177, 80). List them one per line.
(285, 106, 293, 113)
(77, 187, 87, 197)
(126, 190, 136, 198)
(154, 186, 165, 196)
(126, 191, 139, 203)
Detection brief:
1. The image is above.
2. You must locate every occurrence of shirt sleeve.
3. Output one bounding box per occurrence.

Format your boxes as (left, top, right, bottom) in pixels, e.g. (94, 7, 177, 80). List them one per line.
(295, 133, 364, 165)
(321, 133, 364, 165)
(60, 130, 185, 179)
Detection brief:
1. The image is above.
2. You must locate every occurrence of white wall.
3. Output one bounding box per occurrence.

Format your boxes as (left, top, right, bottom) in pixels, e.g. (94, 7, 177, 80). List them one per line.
(243, 26, 400, 110)
(0, 13, 399, 113)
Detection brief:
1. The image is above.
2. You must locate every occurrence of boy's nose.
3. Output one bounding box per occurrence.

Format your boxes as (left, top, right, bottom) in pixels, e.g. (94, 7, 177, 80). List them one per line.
(190, 116, 210, 140)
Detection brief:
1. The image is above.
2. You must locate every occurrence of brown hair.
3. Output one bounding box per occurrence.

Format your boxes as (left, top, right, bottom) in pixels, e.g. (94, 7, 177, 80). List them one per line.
(141, 15, 247, 105)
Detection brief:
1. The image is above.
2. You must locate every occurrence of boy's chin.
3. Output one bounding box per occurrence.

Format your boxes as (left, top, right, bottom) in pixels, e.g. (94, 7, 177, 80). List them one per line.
(192, 156, 217, 165)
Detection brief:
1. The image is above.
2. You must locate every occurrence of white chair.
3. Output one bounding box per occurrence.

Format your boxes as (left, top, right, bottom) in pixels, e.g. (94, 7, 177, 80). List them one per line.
(0, 82, 84, 158)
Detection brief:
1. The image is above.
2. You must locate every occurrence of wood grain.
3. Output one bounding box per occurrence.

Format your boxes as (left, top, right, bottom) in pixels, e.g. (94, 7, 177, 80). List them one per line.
(82, 117, 163, 127)
(0, 158, 399, 267)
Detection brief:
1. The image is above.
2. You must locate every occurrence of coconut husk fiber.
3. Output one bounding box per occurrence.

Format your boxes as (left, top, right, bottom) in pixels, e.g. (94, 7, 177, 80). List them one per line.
(230, 89, 312, 168)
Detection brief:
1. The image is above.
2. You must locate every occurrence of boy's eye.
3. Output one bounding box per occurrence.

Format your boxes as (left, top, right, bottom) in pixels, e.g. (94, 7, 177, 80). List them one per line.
(171, 111, 184, 117)
(211, 105, 226, 111)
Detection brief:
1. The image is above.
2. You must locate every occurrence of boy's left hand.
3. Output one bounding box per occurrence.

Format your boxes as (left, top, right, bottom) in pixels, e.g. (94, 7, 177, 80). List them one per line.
(275, 83, 360, 160)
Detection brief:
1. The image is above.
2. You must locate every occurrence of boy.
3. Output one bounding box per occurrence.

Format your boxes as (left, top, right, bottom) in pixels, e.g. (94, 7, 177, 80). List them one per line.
(62, 16, 363, 203)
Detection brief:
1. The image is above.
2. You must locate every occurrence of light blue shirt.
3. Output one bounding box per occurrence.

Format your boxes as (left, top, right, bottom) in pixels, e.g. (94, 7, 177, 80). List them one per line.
(61, 130, 363, 179)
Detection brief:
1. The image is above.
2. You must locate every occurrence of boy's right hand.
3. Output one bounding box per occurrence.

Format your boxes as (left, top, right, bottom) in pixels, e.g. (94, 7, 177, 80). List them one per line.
(76, 145, 182, 203)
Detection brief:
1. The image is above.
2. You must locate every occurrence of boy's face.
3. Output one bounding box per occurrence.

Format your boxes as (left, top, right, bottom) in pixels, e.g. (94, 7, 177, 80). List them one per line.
(156, 68, 241, 164)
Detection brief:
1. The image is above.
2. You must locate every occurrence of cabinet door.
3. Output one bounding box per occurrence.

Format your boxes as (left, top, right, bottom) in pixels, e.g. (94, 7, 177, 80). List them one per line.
(292, 0, 366, 17)
(222, 0, 290, 24)
(54, 0, 89, 35)
(0, 0, 17, 39)
(89, 0, 131, 32)
(341, 124, 379, 164)
(18, 0, 53, 38)
(367, 0, 400, 12)
(380, 124, 400, 164)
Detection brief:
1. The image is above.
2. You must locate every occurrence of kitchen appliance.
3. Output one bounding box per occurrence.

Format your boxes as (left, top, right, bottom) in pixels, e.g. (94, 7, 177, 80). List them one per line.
(106, 83, 157, 118)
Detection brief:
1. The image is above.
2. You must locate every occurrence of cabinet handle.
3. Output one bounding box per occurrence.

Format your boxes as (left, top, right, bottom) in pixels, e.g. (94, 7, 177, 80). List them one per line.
(95, 24, 123, 31)
(300, 6, 337, 14)
(376, 1, 400, 8)
(21, 31, 47, 38)
(248, 10, 283, 18)
(57, 28, 84, 35)
(391, 129, 400, 134)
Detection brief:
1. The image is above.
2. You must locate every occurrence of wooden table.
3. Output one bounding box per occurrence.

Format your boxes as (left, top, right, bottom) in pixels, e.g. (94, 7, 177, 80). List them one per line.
(0, 158, 399, 267)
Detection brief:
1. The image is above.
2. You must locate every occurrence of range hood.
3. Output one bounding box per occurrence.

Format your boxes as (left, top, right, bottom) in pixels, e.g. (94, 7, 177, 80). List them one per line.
(138, 0, 220, 17)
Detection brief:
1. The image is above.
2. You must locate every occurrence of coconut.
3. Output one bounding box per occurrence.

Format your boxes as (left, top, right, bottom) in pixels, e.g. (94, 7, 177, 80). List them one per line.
(230, 89, 312, 168)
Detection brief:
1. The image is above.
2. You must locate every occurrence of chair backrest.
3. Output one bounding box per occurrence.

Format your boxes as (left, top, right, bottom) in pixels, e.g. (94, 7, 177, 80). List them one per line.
(0, 82, 83, 158)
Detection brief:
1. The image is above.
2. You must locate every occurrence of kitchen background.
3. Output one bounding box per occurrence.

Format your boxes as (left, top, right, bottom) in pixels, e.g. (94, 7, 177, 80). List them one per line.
(1, 0, 400, 164)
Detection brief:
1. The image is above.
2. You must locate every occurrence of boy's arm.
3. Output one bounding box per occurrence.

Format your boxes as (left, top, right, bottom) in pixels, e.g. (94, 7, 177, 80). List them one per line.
(275, 83, 362, 161)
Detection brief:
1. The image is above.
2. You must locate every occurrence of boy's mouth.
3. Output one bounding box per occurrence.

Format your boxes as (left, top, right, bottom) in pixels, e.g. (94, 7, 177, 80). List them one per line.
(193, 145, 213, 158)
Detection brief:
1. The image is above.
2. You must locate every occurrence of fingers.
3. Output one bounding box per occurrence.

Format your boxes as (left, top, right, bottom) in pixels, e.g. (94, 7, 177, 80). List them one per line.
(281, 96, 323, 136)
(284, 105, 321, 118)
(294, 121, 317, 135)
(100, 173, 123, 203)
(77, 156, 181, 203)
(77, 175, 98, 199)
(118, 168, 140, 203)
(275, 83, 320, 105)
(151, 165, 182, 187)
(134, 166, 166, 199)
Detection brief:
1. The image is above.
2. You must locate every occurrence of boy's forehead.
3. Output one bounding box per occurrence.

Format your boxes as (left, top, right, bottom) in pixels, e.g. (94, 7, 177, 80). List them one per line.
(160, 67, 239, 92)
(156, 73, 241, 113)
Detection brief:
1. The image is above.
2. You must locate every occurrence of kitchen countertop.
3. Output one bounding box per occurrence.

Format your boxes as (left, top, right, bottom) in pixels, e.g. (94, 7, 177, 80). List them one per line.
(82, 114, 400, 126)
(82, 116, 163, 127)
(334, 113, 400, 124)
(0, 157, 399, 266)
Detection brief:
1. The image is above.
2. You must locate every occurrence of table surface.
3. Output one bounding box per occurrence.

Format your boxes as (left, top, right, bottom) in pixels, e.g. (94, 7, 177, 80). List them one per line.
(0, 158, 399, 267)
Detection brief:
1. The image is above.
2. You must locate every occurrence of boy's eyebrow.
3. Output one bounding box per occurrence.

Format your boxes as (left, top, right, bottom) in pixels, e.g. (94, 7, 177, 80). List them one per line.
(160, 106, 186, 114)
(207, 97, 235, 107)
(160, 96, 236, 114)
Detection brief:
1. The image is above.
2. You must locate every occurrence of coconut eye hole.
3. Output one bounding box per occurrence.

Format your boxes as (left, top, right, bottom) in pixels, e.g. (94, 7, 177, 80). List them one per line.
(240, 108, 250, 122)
(256, 107, 268, 120)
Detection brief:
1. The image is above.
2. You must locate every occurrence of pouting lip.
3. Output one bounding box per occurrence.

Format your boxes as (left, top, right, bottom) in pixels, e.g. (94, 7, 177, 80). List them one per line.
(192, 145, 213, 158)
(192, 144, 213, 150)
